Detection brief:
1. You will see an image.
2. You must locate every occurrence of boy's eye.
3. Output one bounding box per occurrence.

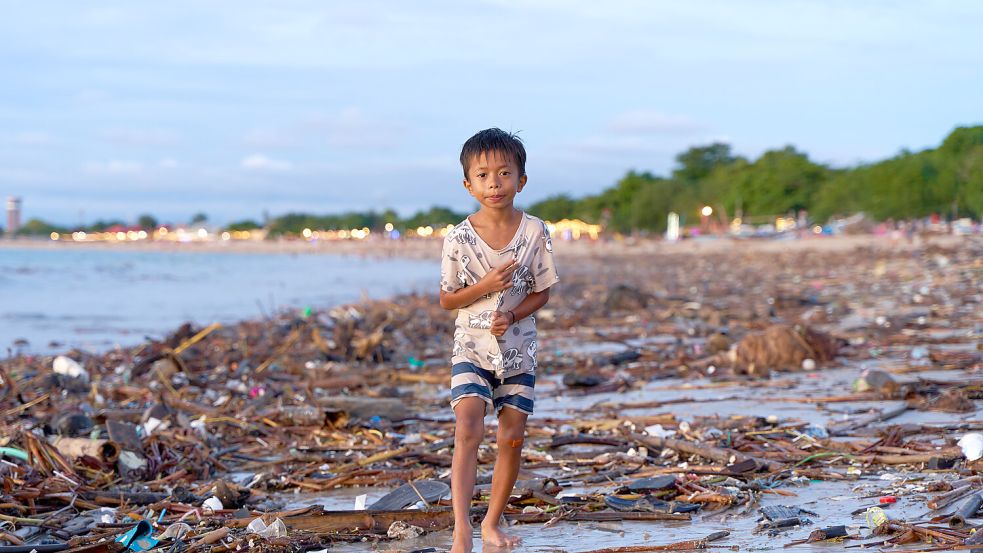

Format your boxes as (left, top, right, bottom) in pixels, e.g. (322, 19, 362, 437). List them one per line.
(501, 171, 510, 176)
(476, 172, 486, 178)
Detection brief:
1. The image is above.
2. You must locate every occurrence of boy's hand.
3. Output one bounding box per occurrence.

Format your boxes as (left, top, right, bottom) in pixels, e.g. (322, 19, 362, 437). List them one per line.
(489, 310, 510, 336)
(479, 260, 518, 293)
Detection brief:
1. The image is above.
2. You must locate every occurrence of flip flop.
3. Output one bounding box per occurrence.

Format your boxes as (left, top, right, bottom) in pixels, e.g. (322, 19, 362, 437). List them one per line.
(603, 494, 701, 513)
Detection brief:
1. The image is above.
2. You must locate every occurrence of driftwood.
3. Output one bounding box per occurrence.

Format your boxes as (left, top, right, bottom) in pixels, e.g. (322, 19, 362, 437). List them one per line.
(631, 433, 785, 472)
(506, 511, 690, 524)
(578, 531, 730, 552)
(232, 508, 453, 534)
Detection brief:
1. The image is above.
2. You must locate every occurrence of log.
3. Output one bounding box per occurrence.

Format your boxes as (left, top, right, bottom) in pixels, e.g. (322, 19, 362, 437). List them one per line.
(231, 509, 453, 534)
(505, 511, 690, 524)
(577, 531, 729, 552)
(630, 433, 785, 472)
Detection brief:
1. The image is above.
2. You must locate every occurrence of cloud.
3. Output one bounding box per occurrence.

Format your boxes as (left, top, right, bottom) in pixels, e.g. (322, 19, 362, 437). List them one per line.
(606, 110, 705, 135)
(240, 107, 406, 152)
(158, 158, 179, 169)
(240, 154, 293, 171)
(82, 160, 145, 175)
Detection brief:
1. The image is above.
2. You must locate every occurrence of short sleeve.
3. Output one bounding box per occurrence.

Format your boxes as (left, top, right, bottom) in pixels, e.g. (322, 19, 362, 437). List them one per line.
(440, 235, 464, 293)
(532, 220, 559, 293)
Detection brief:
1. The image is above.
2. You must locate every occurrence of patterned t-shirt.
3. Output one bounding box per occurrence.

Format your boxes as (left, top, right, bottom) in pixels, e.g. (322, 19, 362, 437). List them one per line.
(440, 212, 559, 379)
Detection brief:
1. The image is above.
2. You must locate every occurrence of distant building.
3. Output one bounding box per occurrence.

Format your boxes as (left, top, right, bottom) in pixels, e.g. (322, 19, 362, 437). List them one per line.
(6, 196, 21, 234)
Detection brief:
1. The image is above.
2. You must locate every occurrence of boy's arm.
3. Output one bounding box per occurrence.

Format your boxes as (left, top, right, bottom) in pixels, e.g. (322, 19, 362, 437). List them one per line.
(489, 287, 551, 336)
(510, 287, 550, 321)
(439, 261, 518, 310)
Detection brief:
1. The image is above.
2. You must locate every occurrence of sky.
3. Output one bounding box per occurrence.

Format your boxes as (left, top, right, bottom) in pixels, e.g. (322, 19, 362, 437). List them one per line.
(1, 1, 981, 226)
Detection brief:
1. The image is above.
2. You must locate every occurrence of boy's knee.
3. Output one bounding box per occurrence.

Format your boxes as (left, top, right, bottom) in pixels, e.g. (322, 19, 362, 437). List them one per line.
(455, 418, 484, 447)
(497, 427, 525, 448)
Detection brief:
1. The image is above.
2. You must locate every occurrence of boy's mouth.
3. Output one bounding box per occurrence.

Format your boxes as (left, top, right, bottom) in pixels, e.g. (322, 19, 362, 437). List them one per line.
(487, 194, 506, 202)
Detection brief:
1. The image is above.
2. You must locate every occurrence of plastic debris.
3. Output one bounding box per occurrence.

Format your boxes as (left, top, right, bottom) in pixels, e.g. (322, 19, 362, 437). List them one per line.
(52, 355, 88, 380)
(116, 520, 160, 552)
(246, 517, 288, 537)
(958, 433, 983, 461)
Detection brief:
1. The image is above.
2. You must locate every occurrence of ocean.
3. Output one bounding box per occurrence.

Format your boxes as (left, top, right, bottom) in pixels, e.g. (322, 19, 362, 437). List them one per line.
(0, 247, 437, 354)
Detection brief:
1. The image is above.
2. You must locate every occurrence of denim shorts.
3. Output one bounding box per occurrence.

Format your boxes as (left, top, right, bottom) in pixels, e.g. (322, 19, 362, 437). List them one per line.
(449, 361, 535, 415)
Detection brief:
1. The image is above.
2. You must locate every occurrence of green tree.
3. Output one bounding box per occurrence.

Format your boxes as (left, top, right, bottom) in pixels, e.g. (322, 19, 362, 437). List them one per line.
(16, 218, 66, 236)
(190, 212, 208, 224)
(527, 194, 578, 222)
(225, 219, 262, 231)
(137, 214, 158, 230)
(672, 143, 737, 184)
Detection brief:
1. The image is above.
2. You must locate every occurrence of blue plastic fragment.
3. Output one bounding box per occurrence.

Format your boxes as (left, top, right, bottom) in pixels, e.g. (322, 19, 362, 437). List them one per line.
(116, 520, 160, 551)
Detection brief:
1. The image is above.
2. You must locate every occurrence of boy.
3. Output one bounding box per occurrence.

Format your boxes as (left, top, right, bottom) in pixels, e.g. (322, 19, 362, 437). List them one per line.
(439, 128, 558, 552)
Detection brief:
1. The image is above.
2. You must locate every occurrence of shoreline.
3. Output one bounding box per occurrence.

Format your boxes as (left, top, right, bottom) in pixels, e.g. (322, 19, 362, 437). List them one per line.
(0, 233, 974, 259)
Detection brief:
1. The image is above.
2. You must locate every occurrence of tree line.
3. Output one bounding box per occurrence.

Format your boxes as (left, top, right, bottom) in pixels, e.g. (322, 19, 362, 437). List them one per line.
(6, 126, 981, 237)
(526, 126, 983, 233)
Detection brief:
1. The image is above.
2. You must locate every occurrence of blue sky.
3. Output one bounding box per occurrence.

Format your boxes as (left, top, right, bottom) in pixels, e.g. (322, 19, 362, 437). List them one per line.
(2, 1, 981, 226)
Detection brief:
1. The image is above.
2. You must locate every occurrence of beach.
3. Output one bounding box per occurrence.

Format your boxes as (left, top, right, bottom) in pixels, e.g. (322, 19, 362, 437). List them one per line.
(0, 233, 981, 551)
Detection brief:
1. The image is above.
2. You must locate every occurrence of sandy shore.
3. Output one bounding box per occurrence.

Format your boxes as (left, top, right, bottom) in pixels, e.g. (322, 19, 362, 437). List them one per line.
(0, 233, 974, 260)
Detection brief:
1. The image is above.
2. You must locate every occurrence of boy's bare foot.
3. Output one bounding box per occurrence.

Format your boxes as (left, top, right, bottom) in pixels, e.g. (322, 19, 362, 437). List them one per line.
(451, 526, 474, 553)
(481, 521, 522, 547)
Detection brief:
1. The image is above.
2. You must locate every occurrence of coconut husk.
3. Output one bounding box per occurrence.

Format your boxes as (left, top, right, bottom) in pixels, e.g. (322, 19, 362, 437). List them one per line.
(730, 324, 838, 375)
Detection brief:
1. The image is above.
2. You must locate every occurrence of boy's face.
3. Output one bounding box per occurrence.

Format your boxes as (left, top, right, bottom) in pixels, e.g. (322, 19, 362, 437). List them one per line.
(463, 150, 527, 210)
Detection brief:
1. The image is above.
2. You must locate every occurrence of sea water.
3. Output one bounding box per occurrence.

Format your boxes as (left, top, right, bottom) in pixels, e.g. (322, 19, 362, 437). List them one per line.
(0, 246, 436, 353)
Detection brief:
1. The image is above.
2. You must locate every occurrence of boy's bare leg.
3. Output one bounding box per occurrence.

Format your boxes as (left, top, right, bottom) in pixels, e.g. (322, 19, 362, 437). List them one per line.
(451, 398, 486, 553)
(481, 406, 528, 547)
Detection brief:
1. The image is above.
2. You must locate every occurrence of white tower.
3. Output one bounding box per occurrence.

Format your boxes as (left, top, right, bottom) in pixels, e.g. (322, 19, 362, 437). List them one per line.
(6, 196, 21, 235)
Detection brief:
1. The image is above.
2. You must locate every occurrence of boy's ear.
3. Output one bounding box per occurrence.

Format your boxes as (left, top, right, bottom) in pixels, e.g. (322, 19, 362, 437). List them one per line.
(517, 174, 527, 192)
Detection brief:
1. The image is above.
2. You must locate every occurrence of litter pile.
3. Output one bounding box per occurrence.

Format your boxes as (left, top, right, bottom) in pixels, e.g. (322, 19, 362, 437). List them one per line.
(1, 237, 981, 552)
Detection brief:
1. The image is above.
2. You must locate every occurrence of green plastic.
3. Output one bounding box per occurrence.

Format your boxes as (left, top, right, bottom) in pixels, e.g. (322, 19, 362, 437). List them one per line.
(0, 446, 29, 462)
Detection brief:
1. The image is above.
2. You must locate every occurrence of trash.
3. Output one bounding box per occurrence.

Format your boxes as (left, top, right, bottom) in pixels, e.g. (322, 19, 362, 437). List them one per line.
(562, 373, 605, 388)
(246, 517, 288, 537)
(958, 433, 983, 461)
(52, 355, 88, 380)
(729, 324, 839, 375)
(50, 437, 121, 463)
(800, 424, 829, 439)
(761, 505, 813, 522)
(160, 522, 192, 539)
(1, 236, 980, 550)
(949, 492, 983, 528)
(369, 480, 450, 511)
(853, 369, 897, 395)
(202, 496, 224, 513)
(624, 476, 677, 492)
(865, 506, 889, 530)
(116, 520, 159, 552)
(603, 495, 700, 514)
(386, 520, 425, 540)
(643, 424, 675, 439)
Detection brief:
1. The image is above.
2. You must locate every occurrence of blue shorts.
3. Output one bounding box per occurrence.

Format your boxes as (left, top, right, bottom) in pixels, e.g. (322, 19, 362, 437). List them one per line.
(450, 362, 535, 416)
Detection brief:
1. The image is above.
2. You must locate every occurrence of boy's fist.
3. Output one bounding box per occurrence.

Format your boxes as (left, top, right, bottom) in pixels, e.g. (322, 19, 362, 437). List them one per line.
(480, 260, 517, 293)
(490, 310, 510, 336)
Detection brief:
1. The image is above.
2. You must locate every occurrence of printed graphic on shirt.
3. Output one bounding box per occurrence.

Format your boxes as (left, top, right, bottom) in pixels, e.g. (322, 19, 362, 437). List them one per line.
(468, 310, 494, 329)
(510, 264, 535, 297)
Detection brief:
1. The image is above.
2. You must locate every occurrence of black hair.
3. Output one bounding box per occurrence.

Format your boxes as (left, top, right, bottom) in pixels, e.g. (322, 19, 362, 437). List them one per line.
(460, 128, 526, 180)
